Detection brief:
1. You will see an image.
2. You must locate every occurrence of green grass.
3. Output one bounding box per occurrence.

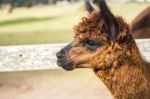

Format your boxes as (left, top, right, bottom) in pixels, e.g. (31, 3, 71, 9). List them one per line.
(0, 2, 149, 46)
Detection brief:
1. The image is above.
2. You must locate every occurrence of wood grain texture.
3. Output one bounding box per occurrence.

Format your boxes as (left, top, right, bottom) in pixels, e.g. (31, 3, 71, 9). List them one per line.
(0, 39, 149, 72)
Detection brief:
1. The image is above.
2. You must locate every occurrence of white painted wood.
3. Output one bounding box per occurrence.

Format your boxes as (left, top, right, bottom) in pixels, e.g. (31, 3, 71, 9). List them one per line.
(0, 43, 67, 72)
(136, 39, 150, 62)
(0, 39, 149, 72)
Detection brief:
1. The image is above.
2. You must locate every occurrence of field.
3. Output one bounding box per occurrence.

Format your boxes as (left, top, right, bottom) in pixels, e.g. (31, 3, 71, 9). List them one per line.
(0, 2, 149, 46)
(0, 2, 149, 99)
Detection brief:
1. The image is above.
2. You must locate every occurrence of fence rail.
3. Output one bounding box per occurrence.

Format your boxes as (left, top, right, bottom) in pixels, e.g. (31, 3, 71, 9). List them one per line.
(0, 39, 150, 72)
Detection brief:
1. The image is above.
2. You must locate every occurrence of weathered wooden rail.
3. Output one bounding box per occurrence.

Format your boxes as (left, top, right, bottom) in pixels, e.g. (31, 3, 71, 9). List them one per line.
(0, 39, 149, 72)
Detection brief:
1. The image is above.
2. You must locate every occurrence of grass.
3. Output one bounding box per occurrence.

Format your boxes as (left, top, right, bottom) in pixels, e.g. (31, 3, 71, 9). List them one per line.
(0, 2, 149, 46)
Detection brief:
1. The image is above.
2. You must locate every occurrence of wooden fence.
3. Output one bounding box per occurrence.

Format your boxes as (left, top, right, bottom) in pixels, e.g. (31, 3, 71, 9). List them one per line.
(0, 39, 149, 72)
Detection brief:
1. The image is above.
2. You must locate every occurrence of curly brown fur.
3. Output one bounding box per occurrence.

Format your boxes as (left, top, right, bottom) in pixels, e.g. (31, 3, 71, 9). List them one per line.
(74, 13, 150, 99)
(74, 12, 130, 43)
(57, 1, 150, 99)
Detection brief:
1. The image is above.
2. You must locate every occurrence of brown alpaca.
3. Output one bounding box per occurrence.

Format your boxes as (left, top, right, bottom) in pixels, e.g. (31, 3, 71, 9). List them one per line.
(56, 0, 150, 99)
(131, 6, 150, 39)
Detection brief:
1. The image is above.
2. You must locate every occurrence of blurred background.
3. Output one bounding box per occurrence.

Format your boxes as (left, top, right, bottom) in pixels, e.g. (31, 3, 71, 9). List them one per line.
(0, 0, 149, 46)
(0, 0, 149, 99)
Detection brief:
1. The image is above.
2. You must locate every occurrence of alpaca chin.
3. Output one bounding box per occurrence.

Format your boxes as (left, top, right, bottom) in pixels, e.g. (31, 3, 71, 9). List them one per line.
(57, 59, 75, 71)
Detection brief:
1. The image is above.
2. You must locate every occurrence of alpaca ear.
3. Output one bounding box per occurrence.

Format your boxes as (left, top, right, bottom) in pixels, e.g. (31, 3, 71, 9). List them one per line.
(85, 0, 95, 14)
(95, 0, 120, 42)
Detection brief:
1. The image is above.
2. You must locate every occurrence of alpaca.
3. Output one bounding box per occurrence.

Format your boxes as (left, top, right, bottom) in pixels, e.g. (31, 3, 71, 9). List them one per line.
(131, 6, 150, 39)
(56, 0, 150, 99)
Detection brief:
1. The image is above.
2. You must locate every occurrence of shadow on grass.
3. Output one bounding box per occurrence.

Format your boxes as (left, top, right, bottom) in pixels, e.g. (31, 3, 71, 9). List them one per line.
(0, 16, 58, 27)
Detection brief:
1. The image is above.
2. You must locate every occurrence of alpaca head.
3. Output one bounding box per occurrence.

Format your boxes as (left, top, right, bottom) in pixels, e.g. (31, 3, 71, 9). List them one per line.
(57, 0, 132, 71)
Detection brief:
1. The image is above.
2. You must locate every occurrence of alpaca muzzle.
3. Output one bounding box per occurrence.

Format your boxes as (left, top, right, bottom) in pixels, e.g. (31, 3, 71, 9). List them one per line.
(56, 50, 75, 71)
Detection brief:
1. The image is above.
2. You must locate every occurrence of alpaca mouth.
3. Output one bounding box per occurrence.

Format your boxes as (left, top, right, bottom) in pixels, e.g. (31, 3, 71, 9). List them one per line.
(57, 59, 75, 71)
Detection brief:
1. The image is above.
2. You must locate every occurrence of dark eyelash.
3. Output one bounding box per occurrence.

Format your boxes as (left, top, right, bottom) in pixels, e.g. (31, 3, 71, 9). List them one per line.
(82, 39, 102, 51)
(85, 40, 98, 46)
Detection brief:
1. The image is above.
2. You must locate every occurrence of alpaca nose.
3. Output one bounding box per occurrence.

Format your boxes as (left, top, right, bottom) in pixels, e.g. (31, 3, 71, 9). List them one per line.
(56, 50, 66, 59)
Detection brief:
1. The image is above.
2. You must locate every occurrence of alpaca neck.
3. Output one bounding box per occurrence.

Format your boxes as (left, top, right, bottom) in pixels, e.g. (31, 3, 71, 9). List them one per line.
(94, 42, 150, 99)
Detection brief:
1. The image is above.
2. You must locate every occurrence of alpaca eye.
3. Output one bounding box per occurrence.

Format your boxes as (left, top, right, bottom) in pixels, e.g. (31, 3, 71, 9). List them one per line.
(84, 39, 99, 51)
(85, 40, 97, 46)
